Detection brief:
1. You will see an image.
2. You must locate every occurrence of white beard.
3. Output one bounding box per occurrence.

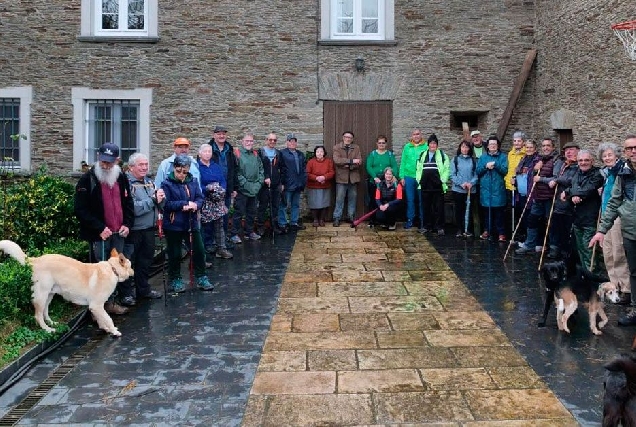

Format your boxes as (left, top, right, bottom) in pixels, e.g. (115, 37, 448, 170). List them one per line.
(95, 164, 121, 188)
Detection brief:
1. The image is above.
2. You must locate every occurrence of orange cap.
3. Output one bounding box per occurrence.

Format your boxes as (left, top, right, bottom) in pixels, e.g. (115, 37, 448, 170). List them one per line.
(173, 137, 190, 147)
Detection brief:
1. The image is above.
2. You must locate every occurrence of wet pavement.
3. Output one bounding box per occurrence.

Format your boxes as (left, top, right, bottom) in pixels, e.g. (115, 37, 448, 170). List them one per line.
(0, 224, 634, 425)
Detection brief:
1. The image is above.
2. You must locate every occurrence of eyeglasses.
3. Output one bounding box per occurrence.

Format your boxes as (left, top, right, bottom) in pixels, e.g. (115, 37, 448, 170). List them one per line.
(377, 142, 386, 145)
(267, 138, 277, 142)
(625, 146, 636, 151)
(174, 168, 189, 174)
(577, 159, 592, 162)
(343, 135, 353, 139)
(243, 140, 254, 143)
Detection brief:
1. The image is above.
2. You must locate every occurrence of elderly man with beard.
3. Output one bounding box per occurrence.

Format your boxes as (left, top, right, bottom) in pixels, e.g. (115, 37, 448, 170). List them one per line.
(74, 143, 134, 315)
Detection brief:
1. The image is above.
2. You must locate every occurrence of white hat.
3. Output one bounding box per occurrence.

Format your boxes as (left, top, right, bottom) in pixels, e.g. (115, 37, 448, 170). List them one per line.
(470, 130, 481, 137)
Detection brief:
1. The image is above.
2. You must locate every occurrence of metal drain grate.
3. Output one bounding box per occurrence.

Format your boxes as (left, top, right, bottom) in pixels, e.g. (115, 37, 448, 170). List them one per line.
(0, 337, 102, 426)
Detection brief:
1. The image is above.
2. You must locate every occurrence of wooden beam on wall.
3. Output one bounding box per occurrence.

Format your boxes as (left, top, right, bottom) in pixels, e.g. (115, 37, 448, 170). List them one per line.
(496, 48, 537, 141)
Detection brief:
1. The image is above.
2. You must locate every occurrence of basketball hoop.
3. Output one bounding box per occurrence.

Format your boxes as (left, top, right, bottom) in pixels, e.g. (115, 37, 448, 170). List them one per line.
(612, 20, 636, 60)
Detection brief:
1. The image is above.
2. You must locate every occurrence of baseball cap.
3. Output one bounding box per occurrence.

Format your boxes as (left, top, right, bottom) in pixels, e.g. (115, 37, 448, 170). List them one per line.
(470, 130, 481, 137)
(98, 143, 119, 163)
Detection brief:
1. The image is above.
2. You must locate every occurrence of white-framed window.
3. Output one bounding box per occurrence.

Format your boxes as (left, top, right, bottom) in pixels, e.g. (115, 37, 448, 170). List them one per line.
(321, 0, 394, 41)
(72, 88, 152, 171)
(80, 0, 158, 39)
(0, 87, 32, 171)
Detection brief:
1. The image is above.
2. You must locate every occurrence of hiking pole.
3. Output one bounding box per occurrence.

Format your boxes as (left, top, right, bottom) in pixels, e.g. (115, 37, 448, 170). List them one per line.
(487, 169, 493, 241)
(157, 212, 168, 306)
(269, 184, 275, 245)
(538, 186, 559, 271)
(504, 180, 537, 261)
(511, 188, 516, 240)
(589, 207, 602, 271)
(188, 211, 194, 292)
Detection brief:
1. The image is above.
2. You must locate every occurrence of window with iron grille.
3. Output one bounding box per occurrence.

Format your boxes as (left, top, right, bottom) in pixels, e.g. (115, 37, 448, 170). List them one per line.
(86, 99, 139, 164)
(0, 98, 20, 168)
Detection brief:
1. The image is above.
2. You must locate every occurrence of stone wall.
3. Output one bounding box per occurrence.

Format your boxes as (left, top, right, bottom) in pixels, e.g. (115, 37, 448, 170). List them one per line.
(532, 0, 636, 150)
(0, 1, 535, 173)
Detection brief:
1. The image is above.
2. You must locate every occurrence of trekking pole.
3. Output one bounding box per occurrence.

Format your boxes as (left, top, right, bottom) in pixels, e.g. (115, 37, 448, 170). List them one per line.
(157, 212, 168, 306)
(487, 169, 493, 241)
(504, 180, 537, 261)
(538, 187, 558, 271)
(589, 207, 602, 271)
(188, 211, 194, 291)
(269, 184, 275, 245)
(511, 188, 515, 239)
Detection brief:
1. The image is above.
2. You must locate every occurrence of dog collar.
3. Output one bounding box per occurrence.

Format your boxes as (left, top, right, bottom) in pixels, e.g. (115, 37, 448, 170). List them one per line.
(111, 265, 119, 278)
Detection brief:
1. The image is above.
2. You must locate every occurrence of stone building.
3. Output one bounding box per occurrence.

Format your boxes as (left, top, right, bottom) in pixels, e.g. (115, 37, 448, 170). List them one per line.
(0, 0, 634, 181)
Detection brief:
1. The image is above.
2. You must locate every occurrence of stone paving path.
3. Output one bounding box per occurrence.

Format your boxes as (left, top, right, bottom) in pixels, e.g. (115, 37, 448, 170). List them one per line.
(243, 226, 578, 426)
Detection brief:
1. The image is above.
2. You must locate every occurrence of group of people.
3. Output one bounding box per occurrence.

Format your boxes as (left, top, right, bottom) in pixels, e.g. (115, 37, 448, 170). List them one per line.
(73, 125, 636, 328)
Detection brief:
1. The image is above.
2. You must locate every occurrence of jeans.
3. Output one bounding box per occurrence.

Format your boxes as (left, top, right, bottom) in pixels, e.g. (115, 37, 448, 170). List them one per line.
(525, 199, 555, 249)
(278, 189, 302, 226)
(403, 177, 422, 223)
(232, 192, 257, 235)
(333, 183, 358, 221)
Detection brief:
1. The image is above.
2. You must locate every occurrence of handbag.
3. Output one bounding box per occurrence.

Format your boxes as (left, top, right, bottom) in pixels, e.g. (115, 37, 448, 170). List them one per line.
(516, 172, 528, 196)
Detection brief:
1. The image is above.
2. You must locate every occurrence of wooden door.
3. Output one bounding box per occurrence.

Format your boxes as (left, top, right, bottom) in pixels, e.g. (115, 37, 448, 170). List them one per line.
(323, 101, 393, 216)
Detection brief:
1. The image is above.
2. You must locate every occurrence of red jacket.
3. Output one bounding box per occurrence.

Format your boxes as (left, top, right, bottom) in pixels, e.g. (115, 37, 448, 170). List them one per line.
(306, 157, 335, 190)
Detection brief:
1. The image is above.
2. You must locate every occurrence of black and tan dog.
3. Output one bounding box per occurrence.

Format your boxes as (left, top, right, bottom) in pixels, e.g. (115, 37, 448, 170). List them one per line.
(540, 260, 620, 335)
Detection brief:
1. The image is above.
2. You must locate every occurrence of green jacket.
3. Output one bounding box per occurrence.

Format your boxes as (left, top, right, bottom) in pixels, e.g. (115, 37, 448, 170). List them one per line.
(415, 149, 451, 192)
(235, 147, 264, 197)
(398, 141, 428, 179)
(598, 162, 636, 240)
(365, 150, 399, 182)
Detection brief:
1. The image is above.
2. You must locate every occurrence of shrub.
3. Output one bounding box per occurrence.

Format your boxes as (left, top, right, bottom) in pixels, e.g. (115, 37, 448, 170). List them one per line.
(0, 167, 78, 250)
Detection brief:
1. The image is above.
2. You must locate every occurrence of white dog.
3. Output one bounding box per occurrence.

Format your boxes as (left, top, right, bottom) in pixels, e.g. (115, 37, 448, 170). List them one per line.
(0, 240, 133, 337)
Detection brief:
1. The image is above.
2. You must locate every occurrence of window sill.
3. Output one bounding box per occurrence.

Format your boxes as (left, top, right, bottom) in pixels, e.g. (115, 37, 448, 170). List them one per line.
(77, 36, 160, 43)
(318, 39, 398, 46)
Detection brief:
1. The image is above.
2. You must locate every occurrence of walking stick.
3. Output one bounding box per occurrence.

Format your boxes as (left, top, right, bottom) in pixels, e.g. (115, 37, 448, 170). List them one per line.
(188, 211, 194, 291)
(269, 185, 275, 244)
(537, 187, 559, 271)
(504, 180, 537, 261)
(157, 213, 168, 306)
(589, 207, 602, 271)
(511, 188, 515, 239)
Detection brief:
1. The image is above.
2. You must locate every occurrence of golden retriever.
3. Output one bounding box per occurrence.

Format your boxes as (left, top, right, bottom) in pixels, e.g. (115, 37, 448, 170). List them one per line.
(0, 240, 133, 337)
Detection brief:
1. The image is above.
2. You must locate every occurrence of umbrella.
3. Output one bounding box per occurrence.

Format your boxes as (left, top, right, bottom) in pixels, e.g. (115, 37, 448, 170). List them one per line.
(464, 192, 471, 234)
(351, 208, 378, 227)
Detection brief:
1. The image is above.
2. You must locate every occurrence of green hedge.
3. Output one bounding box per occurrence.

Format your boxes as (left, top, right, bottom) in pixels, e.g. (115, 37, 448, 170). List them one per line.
(0, 169, 87, 365)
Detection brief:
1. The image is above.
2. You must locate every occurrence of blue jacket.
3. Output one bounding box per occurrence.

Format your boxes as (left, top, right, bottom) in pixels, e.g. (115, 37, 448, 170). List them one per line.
(450, 155, 478, 194)
(198, 159, 227, 192)
(476, 151, 508, 207)
(161, 172, 204, 232)
(280, 148, 307, 192)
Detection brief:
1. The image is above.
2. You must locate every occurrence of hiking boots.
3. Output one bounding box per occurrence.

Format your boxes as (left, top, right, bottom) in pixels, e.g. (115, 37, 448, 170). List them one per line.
(169, 278, 186, 293)
(197, 276, 215, 291)
(105, 302, 129, 315)
(618, 309, 636, 326)
(119, 296, 137, 307)
(248, 232, 261, 240)
(215, 248, 233, 259)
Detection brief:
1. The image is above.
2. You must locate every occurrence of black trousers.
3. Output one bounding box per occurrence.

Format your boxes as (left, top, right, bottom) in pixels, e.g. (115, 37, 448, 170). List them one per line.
(452, 192, 475, 233)
(124, 228, 156, 298)
(256, 184, 281, 229)
(374, 202, 402, 226)
(623, 238, 636, 306)
(421, 190, 444, 230)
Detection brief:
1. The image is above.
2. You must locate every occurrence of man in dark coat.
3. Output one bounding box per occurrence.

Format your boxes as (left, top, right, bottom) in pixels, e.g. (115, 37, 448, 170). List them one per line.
(74, 143, 134, 315)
